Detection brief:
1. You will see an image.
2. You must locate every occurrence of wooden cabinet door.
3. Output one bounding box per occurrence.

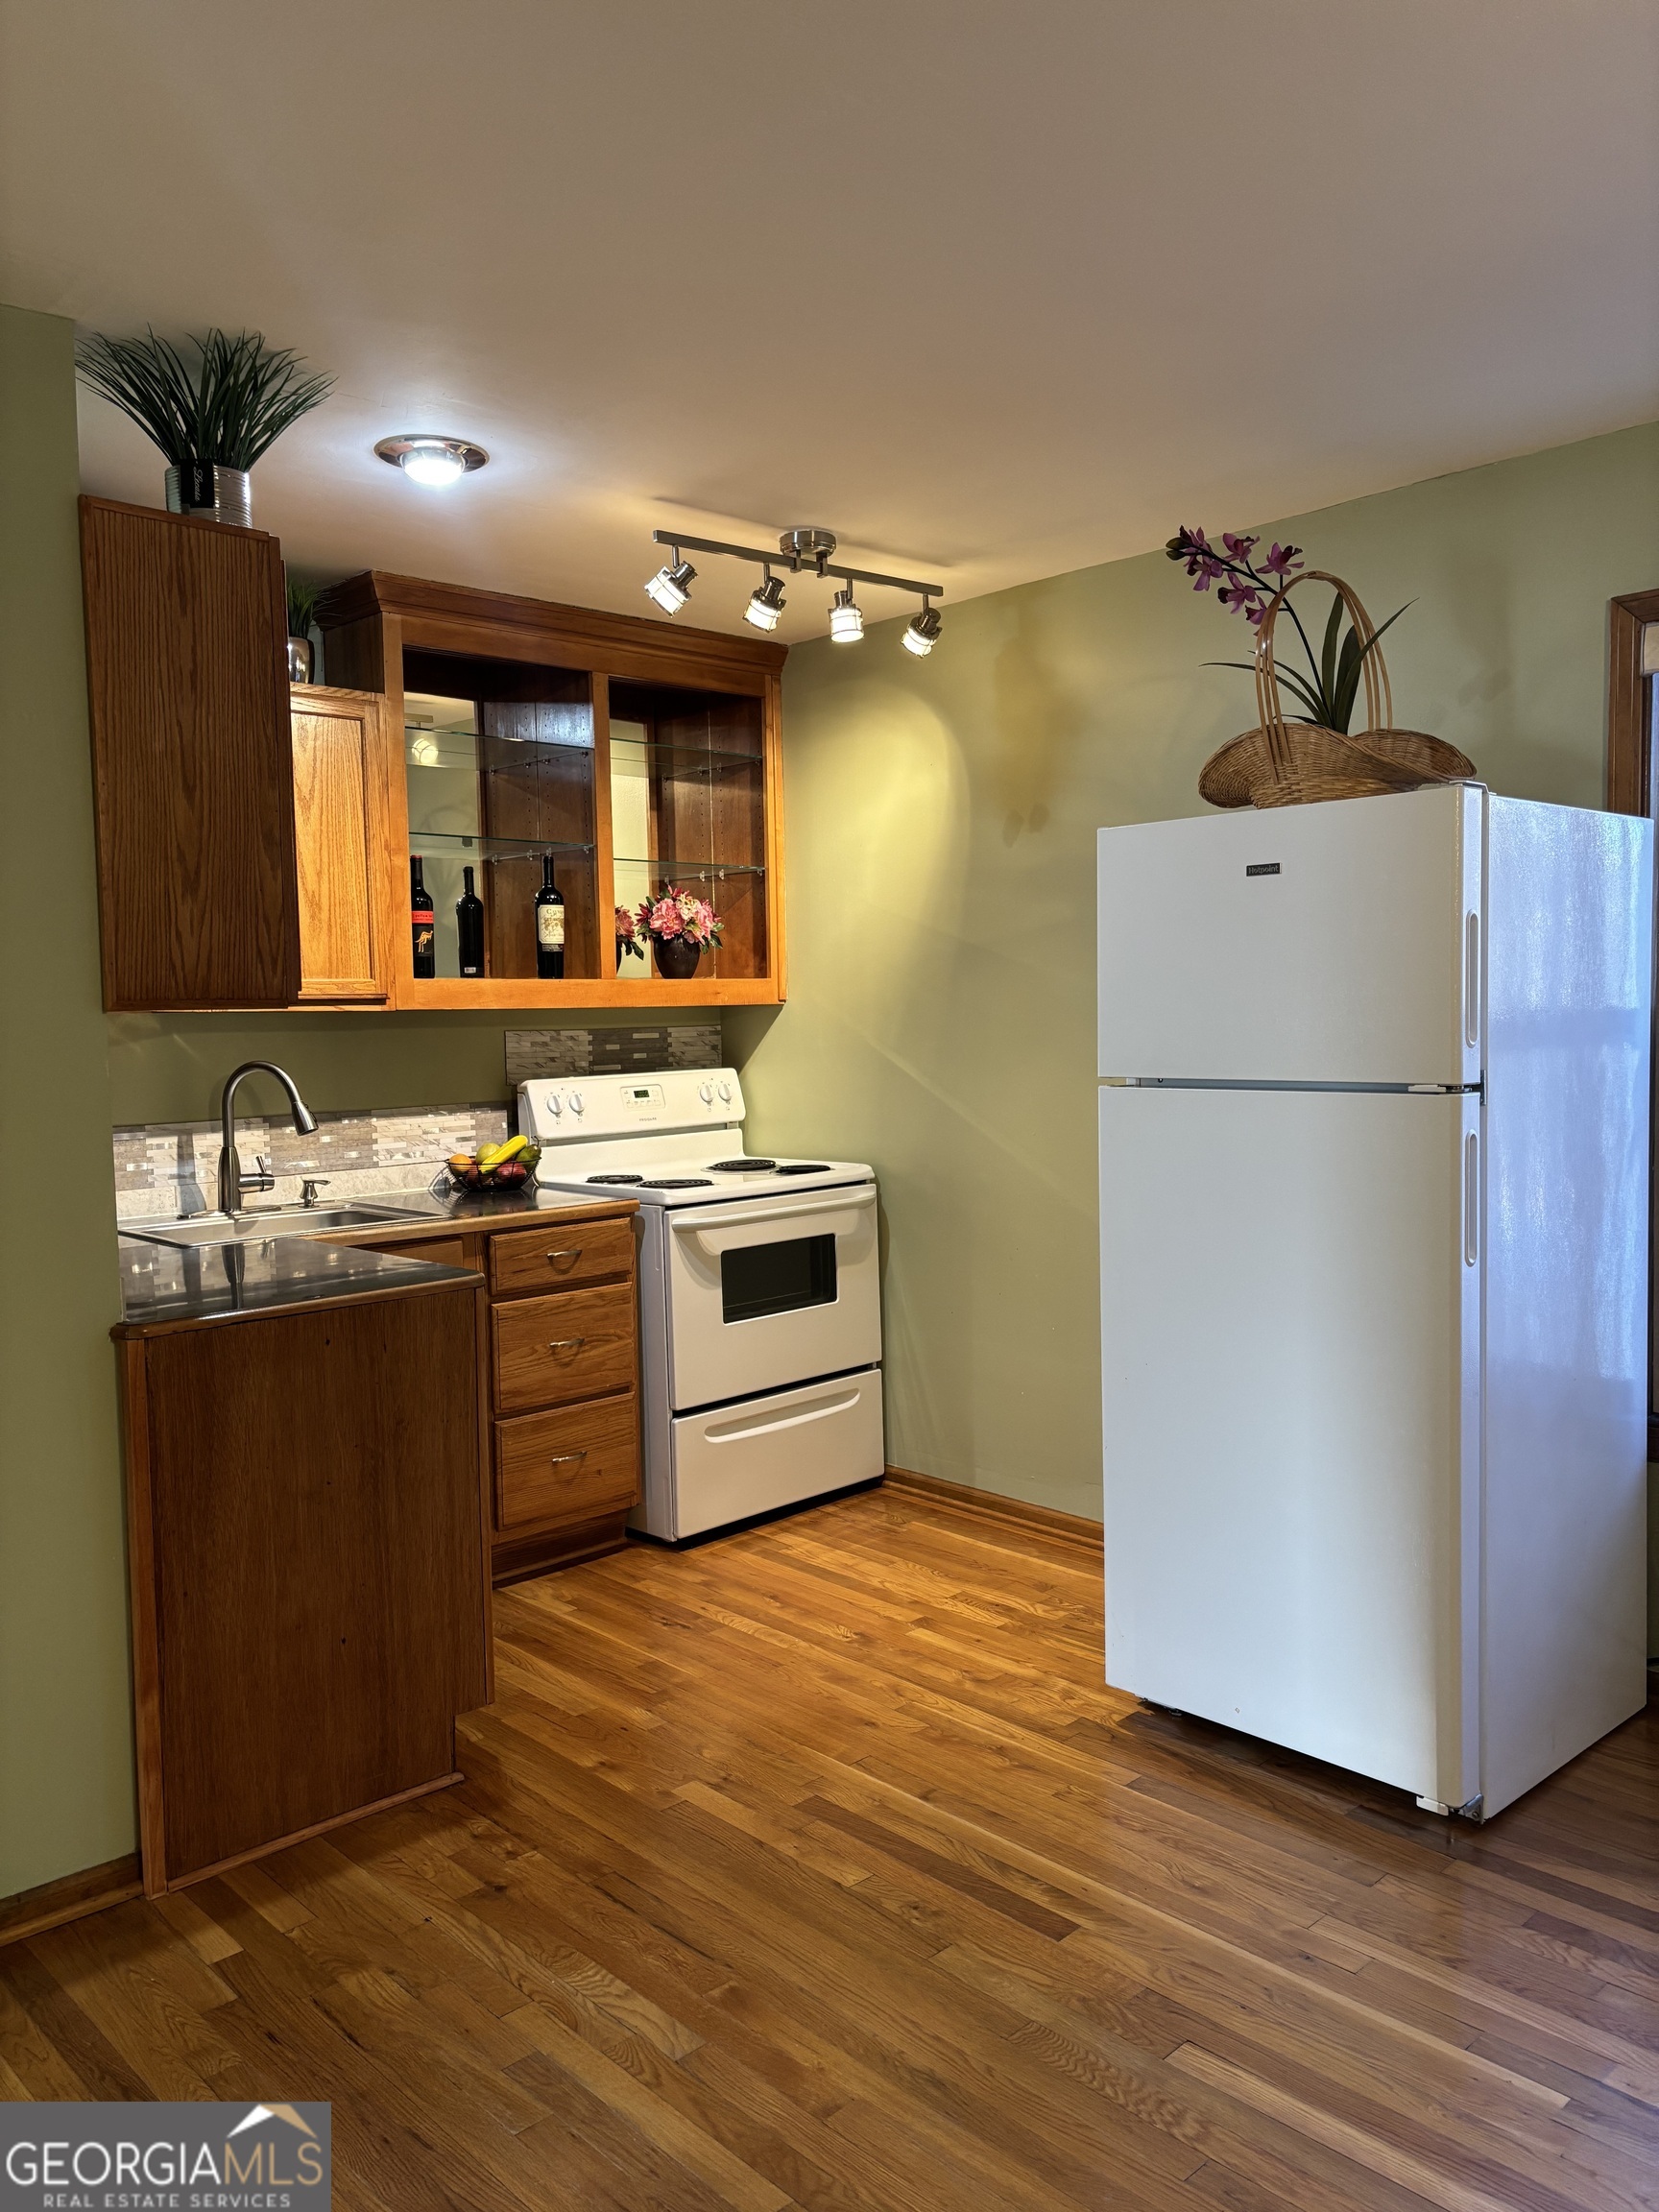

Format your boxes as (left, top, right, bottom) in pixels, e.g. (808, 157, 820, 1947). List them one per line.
(291, 685, 394, 1003)
(80, 496, 300, 1009)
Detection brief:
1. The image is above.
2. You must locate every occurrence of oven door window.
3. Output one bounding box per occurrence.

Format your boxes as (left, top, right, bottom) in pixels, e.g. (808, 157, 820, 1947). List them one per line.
(720, 1232, 838, 1324)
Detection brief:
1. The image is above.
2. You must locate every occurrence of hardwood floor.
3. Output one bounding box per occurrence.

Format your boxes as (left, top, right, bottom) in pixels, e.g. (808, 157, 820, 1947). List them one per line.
(4, 1484, 1657, 2212)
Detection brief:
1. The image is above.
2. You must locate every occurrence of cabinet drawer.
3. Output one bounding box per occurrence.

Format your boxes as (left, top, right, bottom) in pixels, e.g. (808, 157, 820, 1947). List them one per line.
(355, 1235, 469, 1270)
(495, 1395, 638, 1531)
(489, 1215, 634, 1298)
(493, 1282, 637, 1415)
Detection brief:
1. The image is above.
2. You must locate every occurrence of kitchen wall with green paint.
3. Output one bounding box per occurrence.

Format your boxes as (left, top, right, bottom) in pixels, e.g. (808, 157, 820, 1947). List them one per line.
(0, 304, 133, 1901)
(733, 421, 1659, 1644)
(105, 1009, 709, 1127)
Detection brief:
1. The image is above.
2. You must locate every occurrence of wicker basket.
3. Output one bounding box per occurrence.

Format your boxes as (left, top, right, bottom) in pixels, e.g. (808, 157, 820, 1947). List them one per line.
(1198, 569, 1475, 809)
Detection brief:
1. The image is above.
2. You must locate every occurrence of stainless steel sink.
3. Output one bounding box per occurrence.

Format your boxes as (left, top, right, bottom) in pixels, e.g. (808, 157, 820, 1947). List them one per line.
(123, 1202, 437, 1248)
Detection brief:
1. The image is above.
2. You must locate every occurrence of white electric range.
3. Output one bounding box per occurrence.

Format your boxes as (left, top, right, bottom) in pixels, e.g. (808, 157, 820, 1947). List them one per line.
(518, 1067, 883, 1541)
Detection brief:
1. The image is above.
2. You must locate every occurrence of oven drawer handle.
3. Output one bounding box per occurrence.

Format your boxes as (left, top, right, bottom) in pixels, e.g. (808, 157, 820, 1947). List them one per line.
(704, 1387, 862, 1444)
(546, 1336, 586, 1353)
(668, 1188, 878, 1237)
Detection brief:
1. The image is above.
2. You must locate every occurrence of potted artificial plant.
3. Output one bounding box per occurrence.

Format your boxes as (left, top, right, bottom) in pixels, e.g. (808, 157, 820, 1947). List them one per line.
(285, 576, 320, 684)
(76, 326, 333, 529)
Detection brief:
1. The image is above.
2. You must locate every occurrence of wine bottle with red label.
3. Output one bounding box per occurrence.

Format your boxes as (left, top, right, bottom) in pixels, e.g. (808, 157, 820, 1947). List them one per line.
(535, 852, 565, 979)
(411, 855, 436, 978)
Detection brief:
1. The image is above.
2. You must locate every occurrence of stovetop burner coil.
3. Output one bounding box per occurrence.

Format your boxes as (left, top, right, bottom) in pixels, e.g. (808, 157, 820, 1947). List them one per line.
(709, 1159, 777, 1172)
(774, 1163, 831, 1174)
(644, 1177, 715, 1189)
(586, 1172, 644, 1184)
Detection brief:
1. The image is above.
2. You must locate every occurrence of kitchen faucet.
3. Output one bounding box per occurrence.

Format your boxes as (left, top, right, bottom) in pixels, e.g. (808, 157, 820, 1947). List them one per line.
(217, 1061, 319, 1215)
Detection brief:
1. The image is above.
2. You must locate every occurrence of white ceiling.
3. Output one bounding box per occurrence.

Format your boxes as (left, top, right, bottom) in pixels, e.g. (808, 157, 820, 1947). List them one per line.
(3, 1, 1656, 642)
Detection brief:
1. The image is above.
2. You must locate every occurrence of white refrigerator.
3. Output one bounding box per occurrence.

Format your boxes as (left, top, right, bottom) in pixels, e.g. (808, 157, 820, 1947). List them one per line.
(1097, 784, 1650, 1818)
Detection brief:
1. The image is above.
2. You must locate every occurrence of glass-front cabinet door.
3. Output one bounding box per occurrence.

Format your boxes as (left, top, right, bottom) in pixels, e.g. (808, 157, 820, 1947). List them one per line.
(403, 650, 599, 984)
(609, 681, 767, 987)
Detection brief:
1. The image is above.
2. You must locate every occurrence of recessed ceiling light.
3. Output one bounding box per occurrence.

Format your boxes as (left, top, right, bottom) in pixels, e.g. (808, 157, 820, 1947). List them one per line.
(374, 435, 489, 487)
(645, 555, 696, 614)
(829, 586, 864, 643)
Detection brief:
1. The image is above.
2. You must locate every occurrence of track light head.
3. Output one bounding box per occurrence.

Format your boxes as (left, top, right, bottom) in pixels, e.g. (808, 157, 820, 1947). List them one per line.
(745, 570, 786, 632)
(645, 555, 696, 615)
(902, 604, 944, 657)
(829, 585, 864, 644)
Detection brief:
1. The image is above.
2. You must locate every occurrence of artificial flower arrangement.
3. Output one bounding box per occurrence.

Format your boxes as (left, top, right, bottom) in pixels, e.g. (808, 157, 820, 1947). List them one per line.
(618, 886, 724, 978)
(1165, 524, 1473, 809)
(614, 904, 645, 960)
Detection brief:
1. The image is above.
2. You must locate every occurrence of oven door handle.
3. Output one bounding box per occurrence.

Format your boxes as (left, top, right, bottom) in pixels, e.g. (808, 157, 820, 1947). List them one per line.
(668, 1186, 877, 1257)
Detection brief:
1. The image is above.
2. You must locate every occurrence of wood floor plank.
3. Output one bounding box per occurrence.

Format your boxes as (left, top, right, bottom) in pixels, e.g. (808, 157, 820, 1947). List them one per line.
(4, 1484, 1654, 2212)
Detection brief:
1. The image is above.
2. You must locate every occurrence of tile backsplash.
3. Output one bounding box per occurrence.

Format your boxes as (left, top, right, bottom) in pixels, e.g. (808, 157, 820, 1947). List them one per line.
(112, 1102, 512, 1222)
(113, 1028, 729, 1223)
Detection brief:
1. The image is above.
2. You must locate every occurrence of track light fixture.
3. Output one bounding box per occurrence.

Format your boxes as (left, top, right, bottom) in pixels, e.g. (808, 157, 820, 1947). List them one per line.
(829, 586, 864, 643)
(902, 601, 944, 657)
(644, 525, 944, 651)
(644, 549, 696, 614)
(745, 567, 786, 632)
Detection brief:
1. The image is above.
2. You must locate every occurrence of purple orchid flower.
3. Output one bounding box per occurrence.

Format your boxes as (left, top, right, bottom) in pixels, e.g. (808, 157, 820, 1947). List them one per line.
(1263, 541, 1304, 580)
(1221, 531, 1260, 560)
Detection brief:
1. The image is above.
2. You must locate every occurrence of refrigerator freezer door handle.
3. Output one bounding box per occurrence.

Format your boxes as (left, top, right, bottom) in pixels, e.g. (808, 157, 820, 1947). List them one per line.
(1464, 1131, 1479, 1266)
(1464, 912, 1480, 1047)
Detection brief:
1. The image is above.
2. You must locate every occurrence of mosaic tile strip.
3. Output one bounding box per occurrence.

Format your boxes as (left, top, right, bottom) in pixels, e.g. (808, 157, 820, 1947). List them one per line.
(503, 1025, 721, 1085)
(112, 1100, 511, 1223)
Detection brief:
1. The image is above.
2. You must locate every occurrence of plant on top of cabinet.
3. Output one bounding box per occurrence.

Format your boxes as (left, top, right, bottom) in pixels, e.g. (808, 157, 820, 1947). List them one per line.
(286, 573, 321, 684)
(76, 327, 333, 530)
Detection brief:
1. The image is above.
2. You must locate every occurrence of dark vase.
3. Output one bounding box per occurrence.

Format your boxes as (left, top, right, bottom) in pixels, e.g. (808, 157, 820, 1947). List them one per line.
(653, 936, 703, 980)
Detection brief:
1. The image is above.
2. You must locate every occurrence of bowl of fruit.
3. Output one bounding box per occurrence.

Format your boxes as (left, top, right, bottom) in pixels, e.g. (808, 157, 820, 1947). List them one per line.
(444, 1135, 541, 1194)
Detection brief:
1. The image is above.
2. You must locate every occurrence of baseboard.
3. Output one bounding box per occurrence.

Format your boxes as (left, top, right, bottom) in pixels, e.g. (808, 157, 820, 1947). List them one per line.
(882, 1465, 1103, 1552)
(0, 1852, 143, 1949)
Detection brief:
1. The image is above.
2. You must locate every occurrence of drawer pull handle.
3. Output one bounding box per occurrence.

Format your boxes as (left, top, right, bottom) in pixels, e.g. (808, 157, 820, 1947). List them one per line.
(547, 1249, 581, 1264)
(547, 1336, 586, 1353)
(548, 1450, 589, 1468)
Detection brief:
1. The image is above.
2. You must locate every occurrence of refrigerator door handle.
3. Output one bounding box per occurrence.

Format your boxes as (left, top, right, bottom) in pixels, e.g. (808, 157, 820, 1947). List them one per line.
(1464, 912, 1480, 1047)
(1464, 1130, 1479, 1266)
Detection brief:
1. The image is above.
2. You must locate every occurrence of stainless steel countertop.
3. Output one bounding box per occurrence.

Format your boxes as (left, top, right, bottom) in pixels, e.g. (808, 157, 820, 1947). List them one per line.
(114, 1233, 480, 1333)
(114, 1185, 633, 1330)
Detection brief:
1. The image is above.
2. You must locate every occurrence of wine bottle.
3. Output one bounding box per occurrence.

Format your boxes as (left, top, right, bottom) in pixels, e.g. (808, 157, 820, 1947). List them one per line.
(534, 852, 565, 979)
(410, 856, 436, 978)
(457, 864, 486, 978)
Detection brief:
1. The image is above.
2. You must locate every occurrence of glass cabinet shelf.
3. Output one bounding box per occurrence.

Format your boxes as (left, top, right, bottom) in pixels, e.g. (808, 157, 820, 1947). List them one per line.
(410, 830, 596, 862)
(607, 735, 763, 780)
(613, 856, 766, 881)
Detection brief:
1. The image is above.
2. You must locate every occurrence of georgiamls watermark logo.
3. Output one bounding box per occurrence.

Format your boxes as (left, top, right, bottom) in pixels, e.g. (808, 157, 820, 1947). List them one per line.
(0, 2103, 329, 2211)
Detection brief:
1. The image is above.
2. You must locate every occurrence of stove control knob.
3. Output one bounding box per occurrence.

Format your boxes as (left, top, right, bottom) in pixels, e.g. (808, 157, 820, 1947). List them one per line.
(698, 1081, 714, 1105)
(567, 1092, 585, 1117)
(717, 1080, 733, 1103)
(543, 1094, 563, 1118)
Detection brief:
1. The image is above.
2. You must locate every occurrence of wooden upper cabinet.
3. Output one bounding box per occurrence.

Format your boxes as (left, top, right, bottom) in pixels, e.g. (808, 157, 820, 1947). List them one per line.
(290, 685, 396, 1003)
(318, 569, 790, 1008)
(80, 497, 301, 1010)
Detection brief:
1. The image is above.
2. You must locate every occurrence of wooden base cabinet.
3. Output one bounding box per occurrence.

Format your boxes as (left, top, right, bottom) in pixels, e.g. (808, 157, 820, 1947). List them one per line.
(115, 1280, 489, 1895)
(350, 1203, 642, 1583)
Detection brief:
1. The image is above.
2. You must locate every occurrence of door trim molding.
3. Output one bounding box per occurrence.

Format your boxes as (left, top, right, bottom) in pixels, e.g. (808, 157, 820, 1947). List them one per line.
(1606, 588, 1659, 816)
